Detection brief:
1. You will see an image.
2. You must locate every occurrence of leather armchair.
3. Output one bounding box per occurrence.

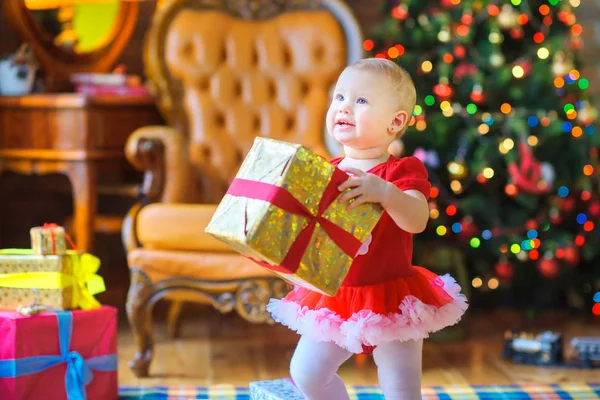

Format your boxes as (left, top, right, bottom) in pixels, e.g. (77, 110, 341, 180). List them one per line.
(122, 0, 364, 377)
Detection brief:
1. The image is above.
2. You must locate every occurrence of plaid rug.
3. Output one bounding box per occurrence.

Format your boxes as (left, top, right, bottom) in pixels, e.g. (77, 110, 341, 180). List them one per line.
(118, 383, 600, 399)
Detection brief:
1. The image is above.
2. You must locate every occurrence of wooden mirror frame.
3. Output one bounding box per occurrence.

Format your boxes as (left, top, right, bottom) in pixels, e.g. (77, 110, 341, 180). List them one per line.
(3, 0, 139, 91)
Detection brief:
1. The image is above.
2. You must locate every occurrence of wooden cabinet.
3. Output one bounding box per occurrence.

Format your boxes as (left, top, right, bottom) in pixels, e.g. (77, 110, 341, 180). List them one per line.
(0, 93, 163, 251)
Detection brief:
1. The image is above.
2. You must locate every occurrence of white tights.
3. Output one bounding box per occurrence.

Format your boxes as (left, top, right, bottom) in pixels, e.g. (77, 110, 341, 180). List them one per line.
(290, 335, 423, 400)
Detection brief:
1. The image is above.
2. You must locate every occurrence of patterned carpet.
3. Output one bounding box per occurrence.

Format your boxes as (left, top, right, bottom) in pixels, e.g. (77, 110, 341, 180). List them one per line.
(118, 382, 600, 399)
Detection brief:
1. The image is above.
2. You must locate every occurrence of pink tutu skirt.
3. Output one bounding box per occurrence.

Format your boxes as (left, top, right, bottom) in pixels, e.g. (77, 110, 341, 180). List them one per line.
(267, 266, 468, 354)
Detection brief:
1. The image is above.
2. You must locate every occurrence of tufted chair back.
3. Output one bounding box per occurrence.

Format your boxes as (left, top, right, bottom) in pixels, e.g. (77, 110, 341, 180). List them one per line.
(144, 0, 363, 203)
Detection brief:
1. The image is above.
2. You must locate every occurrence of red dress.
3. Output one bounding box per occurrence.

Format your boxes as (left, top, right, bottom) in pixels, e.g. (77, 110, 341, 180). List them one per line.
(267, 155, 468, 354)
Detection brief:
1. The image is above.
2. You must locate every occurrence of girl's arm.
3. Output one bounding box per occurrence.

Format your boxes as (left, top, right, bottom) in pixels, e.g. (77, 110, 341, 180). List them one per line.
(338, 167, 429, 233)
(380, 184, 429, 233)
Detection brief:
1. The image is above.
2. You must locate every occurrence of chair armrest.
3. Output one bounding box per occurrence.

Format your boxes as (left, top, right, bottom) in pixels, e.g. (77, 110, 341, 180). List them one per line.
(125, 125, 189, 204)
(122, 125, 191, 252)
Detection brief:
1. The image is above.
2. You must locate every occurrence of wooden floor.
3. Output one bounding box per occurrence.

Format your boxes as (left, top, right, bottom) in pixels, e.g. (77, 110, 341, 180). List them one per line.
(117, 306, 600, 387)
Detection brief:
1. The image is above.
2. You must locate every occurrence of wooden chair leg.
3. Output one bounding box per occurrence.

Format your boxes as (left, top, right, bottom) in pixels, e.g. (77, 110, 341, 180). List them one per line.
(64, 161, 97, 252)
(167, 300, 184, 338)
(126, 268, 156, 378)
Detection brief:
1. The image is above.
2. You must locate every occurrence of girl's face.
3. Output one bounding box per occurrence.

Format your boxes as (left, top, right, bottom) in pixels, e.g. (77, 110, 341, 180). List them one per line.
(326, 68, 408, 154)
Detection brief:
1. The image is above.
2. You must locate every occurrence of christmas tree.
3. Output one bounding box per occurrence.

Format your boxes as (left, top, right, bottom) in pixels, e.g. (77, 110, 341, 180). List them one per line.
(366, 0, 600, 315)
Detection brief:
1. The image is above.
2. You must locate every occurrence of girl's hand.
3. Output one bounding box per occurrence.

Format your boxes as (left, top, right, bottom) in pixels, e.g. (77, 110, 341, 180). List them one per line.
(337, 167, 390, 210)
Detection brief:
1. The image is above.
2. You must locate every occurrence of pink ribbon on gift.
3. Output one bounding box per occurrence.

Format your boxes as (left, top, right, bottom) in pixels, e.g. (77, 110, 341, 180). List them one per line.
(226, 168, 362, 275)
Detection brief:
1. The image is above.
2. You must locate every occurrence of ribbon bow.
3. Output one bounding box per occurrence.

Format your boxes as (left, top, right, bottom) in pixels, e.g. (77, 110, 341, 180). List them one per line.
(227, 167, 363, 273)
(507, 141, 549, 194)
(0, 250, 106, 309)
(0, 312, 117, 399)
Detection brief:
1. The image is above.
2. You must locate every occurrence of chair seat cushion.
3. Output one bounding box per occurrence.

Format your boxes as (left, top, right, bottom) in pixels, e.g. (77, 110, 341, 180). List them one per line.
(134, 203, 277, 283)
(128, 248, 274, 283)
(137, 203, 232, 252)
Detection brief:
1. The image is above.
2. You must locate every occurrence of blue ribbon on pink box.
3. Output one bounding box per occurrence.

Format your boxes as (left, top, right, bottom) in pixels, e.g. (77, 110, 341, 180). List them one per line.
(0, 311, 117, 400)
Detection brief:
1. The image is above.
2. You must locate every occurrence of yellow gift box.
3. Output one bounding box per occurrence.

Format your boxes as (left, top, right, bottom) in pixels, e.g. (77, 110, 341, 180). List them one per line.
(205, 137, 382, 296)
(0, 249, 106, 310)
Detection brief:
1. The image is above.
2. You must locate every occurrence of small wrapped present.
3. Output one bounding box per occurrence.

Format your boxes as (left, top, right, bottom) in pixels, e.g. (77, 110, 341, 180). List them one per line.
(30, 223, 67, 255)
(0, 249, 106, 310)
(205, 137, 382, 296)
(249, 378, 304, 399)
(0, 306, 118, 399)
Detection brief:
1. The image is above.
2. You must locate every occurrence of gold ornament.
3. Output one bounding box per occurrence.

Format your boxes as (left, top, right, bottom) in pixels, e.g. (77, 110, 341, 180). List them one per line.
(438, 25, 451, 42)
(552, 51, 574, 77)
(490, 53, 505, 67)
(498, 4, 519, 29)
(447, 160, 468, 179)
(577, 101, 598, 125)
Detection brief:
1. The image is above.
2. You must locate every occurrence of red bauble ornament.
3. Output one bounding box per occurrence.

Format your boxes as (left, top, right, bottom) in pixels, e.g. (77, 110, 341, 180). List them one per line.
(454, 62, 478, 80)
(433, 83, 454, 101)
(470, 86, 485, 103)
(495, 259, 514, 280)
(571, 37, 583, 50)
(523, 60, 533, 75)
(588, 201, 600, 218)
(441, 0, 455, 7)
(454, 45, 466, 58)
(510, 27, 525, 39)
(392, 5, 409, 20)
(525, 219, 538, 230)
(563, 245, 580, 267)
(560, 197, 575, 211)
(538, 257, 559, 279)
(461, 12, 473, 25)
(460, 216, 478, 238)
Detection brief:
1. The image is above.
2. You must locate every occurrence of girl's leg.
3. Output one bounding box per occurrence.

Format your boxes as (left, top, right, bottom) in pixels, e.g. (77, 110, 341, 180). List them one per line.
(372, 339, 423, 400)
(289, 335, 353, 400)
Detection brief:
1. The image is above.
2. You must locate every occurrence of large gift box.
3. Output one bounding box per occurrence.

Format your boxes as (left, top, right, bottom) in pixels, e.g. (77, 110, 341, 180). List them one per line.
(0, 249, 106, 310)
(249, 378, 304, 399)
(205, 137, 382, 296)
(0, 306, 118, 399)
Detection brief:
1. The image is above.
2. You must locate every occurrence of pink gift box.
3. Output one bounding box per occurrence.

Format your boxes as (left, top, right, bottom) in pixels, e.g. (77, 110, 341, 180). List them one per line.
(0, 306, 118, 400)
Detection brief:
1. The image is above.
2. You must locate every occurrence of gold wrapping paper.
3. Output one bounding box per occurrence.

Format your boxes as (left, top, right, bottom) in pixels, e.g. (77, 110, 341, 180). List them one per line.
(30, 225, 67, 255)
(205, 137, 382, 296)
(0, 253, 74, 309)
(0, 250, 106, 311)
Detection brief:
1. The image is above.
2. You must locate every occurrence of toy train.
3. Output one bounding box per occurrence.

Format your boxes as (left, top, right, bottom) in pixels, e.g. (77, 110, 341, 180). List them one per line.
(503, 330, 600, 369)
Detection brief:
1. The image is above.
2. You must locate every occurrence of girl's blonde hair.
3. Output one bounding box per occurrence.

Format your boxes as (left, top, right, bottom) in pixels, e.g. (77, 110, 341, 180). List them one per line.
(347, 58, 416, 137)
